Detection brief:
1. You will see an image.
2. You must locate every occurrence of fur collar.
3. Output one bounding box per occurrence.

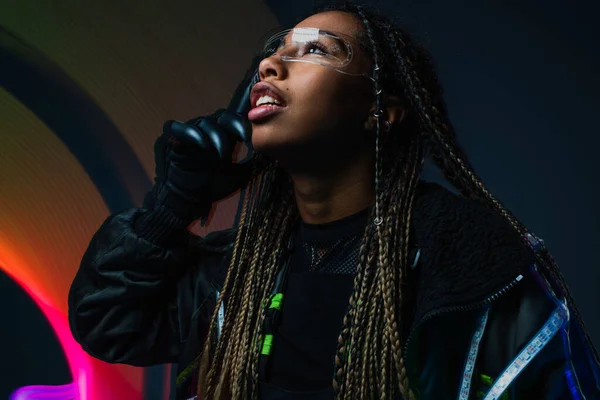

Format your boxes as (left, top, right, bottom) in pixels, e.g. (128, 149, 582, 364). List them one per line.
(409, 181, 536, 325)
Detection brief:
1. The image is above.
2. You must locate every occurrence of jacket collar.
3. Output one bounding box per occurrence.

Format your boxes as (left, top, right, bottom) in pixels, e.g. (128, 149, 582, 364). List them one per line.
(409, 181, 536, 326)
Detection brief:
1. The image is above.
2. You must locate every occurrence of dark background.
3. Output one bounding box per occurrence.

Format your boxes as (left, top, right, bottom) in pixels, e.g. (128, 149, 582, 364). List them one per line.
(1, 0, 598, 398)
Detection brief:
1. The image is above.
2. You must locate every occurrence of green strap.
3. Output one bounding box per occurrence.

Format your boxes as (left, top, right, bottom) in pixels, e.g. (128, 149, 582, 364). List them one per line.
(258, 293, 284, 357)
(261, 334, 274, 355)
(178, 293, 284, 385)
(269, 293, 283, 310)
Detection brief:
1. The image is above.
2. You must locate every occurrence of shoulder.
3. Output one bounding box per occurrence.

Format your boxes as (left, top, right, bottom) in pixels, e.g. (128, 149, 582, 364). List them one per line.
(412, 181, 534, 268)
(413, 181, 516, 239)
(410, 181, 537, 316)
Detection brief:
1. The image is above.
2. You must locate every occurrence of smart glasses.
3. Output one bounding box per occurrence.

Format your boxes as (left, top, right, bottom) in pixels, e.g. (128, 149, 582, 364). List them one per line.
(260, 27, 373, 80)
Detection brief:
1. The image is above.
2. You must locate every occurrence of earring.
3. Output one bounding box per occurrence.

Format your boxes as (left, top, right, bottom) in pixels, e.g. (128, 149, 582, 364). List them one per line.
(383, 120, 391, 132)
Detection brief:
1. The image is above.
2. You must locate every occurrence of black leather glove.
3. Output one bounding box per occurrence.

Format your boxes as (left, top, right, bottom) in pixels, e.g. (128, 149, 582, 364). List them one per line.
(158, 108, 255, 214)
(136, 57, 260, 243)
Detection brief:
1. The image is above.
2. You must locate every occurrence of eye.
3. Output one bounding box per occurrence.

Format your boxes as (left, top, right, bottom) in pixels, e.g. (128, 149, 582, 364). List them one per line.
(305, 41, 329, 56)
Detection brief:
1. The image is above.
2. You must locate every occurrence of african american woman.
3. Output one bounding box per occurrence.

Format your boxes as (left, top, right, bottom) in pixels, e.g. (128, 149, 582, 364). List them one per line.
(68, 3, 600, 399)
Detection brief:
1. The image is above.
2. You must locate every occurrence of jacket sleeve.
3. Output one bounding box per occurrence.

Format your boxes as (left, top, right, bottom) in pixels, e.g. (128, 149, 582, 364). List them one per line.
(68, 207, 232, 367)
(481, 266, 600, 399)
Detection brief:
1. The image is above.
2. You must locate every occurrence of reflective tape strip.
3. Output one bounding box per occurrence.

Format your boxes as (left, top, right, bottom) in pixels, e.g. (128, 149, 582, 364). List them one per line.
(458, 308, 490, 400)
(291, 27, 320, 42)
(484, 305, 568, 400)
(216, 290, 225, 339)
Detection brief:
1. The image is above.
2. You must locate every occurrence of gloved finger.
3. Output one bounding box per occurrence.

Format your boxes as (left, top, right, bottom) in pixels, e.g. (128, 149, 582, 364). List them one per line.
(216, 109, 252, 144)
(227, 74, 253, 118)
(164, 120, 219, 156)
(217, 110, 255, 161)
(227, 54, 262, 117)
(197, 117, 236, 161)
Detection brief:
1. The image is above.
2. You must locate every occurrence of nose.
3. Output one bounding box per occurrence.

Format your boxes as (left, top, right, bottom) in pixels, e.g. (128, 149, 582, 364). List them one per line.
(258, 53, 287, 81)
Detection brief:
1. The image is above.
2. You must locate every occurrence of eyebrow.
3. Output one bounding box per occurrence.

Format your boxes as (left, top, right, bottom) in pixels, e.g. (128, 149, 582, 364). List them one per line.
(321, 29, 367, 52)
(317, 30, 347, 46)
(319, 29, 339, 37)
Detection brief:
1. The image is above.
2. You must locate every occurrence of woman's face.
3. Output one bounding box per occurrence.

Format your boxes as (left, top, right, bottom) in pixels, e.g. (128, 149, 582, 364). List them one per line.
(249, 11, 374, 172)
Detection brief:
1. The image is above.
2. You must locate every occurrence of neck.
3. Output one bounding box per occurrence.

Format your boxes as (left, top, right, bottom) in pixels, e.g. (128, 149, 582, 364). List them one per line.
(289, 151, 375, 225)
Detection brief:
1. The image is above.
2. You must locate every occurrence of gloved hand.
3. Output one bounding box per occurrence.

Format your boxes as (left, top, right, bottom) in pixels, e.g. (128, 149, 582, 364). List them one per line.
(149, 108, 254, 223)
(136, 56, 261, 242)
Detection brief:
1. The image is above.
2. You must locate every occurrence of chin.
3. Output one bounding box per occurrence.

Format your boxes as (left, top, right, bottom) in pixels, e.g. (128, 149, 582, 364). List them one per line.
(251, 125, 290, 155)
(250, 123, 330, 168)
(251, 138, 302, 170)
(251, 141, 288, 162)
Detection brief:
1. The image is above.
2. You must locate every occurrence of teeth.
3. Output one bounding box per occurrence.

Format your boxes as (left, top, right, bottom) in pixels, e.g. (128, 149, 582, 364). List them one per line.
(256, 95, 281, 107)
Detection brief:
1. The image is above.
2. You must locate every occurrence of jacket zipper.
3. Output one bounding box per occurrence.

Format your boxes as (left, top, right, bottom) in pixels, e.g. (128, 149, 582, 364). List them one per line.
(403, 273, 525, 358)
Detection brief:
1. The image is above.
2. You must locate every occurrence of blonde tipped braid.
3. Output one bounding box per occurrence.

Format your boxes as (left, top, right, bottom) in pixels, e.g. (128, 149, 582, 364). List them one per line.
(207, 166, 274, 397)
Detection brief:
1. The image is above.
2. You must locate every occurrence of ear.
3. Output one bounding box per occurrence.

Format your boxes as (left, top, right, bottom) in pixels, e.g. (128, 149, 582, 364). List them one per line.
(364, 95, 407, 132)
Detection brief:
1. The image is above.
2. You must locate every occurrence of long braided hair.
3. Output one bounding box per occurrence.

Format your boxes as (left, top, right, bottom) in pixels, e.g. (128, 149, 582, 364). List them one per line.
(195, 2, 599, 399)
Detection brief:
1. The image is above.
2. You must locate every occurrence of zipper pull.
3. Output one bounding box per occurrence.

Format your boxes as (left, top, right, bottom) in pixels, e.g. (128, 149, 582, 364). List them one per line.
(524, 233, 546, 254)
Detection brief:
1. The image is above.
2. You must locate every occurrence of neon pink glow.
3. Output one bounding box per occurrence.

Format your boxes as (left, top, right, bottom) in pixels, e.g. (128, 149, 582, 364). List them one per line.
(10, 383, 77, 400)
(0, 250, 142, 400)
(20, 293, 89, 400)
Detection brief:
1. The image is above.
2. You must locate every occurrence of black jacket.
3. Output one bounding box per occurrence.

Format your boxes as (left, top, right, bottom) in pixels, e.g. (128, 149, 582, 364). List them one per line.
(68, 182, 600, 399)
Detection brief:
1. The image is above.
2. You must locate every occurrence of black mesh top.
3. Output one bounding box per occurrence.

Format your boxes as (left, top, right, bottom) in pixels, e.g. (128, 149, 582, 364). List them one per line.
(264, 206, 370, 392)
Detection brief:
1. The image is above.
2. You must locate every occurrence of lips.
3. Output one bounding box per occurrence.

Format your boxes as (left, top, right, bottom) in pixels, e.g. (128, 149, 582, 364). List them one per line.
(248, 82, 287, 122)
(250, 82, 287, 108)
